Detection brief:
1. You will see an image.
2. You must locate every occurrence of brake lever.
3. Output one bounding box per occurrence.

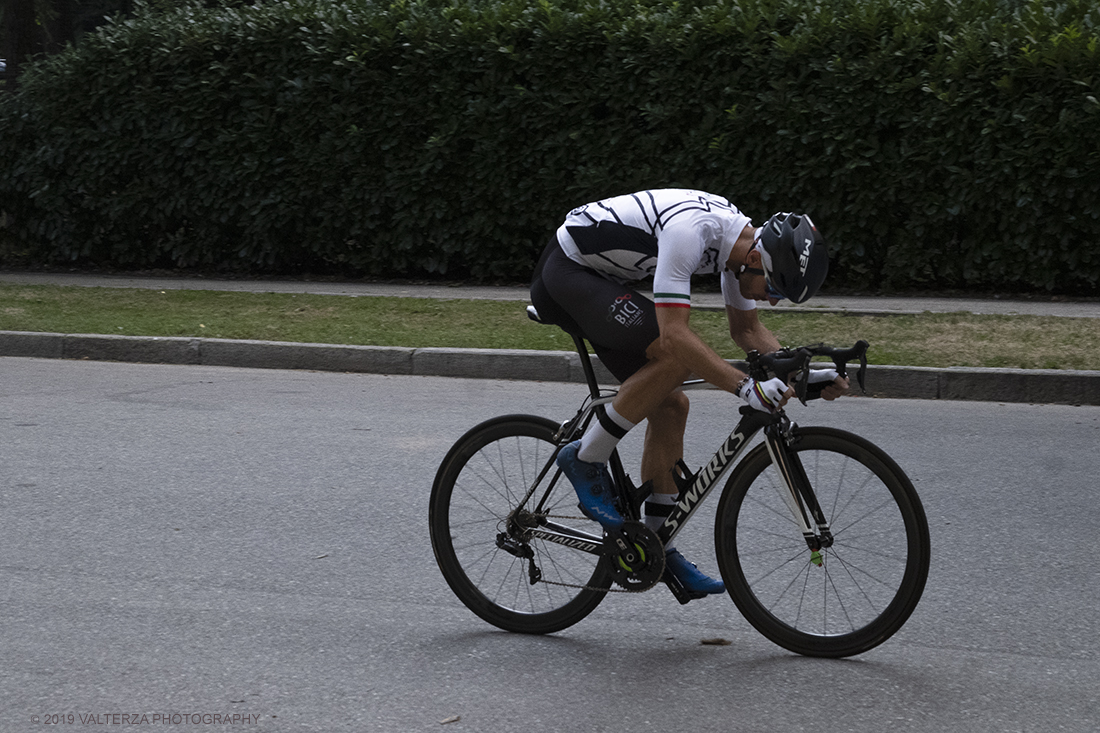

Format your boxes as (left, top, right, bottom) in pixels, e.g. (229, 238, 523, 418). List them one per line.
(793, 357, 812, 405)
(830, 340, 869, 394)
(856, 344, 868, 393)
(760, 348, 814, 405)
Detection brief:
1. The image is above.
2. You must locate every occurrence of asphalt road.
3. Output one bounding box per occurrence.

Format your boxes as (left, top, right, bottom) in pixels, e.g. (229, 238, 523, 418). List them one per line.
(2, 358, 1098, 732)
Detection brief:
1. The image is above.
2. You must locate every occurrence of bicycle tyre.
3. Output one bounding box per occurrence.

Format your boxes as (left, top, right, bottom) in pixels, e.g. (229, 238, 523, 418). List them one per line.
(714, 427, 930, 657)
(429, 414, 612, 634)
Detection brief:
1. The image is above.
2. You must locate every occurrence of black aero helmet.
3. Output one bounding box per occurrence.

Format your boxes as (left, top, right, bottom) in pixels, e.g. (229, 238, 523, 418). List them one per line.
(757, 212, 828, 303)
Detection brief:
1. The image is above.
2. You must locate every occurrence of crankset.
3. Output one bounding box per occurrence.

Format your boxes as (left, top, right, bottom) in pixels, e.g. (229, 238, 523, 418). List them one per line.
(605, 521, 665, 592)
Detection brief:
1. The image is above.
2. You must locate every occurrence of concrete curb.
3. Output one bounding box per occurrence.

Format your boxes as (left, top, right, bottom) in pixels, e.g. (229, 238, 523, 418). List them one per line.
(4, 330, 1100, 406)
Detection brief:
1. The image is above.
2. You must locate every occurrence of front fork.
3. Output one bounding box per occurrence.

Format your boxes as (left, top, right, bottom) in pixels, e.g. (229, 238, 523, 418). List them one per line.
(763, 418, 834, 566)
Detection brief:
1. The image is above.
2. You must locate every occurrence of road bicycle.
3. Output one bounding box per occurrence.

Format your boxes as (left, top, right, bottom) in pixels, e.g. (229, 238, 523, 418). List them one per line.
(429, 307, 930, 658)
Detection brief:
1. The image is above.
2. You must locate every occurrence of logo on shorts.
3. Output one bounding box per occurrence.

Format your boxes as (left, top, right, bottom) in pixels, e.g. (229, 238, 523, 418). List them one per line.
(606, 293, 645, 328)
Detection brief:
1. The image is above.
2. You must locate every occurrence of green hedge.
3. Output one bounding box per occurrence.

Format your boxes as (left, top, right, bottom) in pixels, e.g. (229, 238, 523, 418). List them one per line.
(1, 0, 1098, 292)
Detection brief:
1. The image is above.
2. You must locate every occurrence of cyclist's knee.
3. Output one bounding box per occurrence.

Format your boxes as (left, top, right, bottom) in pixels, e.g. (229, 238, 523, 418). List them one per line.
(653, 390, 690, 427)
(643, 342, 692, 378)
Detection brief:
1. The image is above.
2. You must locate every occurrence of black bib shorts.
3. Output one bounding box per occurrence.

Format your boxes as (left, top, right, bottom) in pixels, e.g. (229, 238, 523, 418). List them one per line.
(530, 238, 661, 383)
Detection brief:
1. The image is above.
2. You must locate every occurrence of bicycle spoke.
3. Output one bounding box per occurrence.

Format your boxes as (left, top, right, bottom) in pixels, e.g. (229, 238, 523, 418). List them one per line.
(717, 428, 929, 656)
(431, 417, 611, 633)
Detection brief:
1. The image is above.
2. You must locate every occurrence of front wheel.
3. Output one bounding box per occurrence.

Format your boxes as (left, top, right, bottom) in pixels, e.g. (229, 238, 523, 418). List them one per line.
(429, 415, 612, 634)
(715, 427, 930, 657)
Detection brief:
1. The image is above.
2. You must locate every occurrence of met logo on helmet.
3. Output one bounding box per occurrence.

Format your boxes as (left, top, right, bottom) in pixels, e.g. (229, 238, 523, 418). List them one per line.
(798, 238, 813, 276)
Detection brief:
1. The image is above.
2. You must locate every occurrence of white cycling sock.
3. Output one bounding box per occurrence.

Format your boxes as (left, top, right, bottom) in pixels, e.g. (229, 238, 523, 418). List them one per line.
(577, 403, 635, 464)
(644, 492, 678, 552)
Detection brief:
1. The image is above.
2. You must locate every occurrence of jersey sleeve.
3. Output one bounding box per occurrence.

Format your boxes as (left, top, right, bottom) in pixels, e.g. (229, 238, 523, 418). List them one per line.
(721, 269, 757, 311)
(652, 220, 704, 310)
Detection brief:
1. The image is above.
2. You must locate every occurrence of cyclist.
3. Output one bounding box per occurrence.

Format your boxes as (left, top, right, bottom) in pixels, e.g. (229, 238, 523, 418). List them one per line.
(530, 189, 848, 599)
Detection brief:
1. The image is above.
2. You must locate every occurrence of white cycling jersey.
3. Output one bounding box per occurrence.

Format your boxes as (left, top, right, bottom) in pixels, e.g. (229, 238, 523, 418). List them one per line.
(555, 189, 756, 311)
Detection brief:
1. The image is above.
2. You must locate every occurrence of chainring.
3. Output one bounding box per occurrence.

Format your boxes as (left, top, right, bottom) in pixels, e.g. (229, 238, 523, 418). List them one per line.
(605, 521, 665, 592)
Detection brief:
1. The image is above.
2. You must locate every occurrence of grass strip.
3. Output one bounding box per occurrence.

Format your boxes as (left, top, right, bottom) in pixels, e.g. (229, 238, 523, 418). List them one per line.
(2, 283, 1098, 370)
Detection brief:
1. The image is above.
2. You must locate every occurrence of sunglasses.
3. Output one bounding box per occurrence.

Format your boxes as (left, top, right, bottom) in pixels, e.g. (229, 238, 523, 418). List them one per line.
(742, 265, 786, 301)
(764, 276, 786, 301)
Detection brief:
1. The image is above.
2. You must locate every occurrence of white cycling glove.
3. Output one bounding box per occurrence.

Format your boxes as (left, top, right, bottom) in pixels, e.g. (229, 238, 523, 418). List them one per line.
(808, 368, 839, 386)
(738, 377, 788, 413)
(806, 368, 840, 398)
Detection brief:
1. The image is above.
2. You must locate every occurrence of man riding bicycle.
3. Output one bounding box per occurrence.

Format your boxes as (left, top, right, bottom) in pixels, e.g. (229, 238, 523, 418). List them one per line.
(530, 189, 848, 599)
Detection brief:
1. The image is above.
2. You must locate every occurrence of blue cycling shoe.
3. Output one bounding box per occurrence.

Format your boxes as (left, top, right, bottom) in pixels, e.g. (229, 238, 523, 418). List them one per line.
(556, 441, 623, 531)
(664, 548, 725, 596)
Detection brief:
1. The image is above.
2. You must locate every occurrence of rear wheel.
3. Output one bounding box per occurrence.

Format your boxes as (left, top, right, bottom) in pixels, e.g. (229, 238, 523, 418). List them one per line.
(429, 415, 611, 634)
(715, 427, 930, 657)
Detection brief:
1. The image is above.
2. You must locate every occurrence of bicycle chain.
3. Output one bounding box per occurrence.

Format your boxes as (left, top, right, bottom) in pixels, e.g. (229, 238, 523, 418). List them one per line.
(537, 577, 643, 593)
(530, 514, 662, 594)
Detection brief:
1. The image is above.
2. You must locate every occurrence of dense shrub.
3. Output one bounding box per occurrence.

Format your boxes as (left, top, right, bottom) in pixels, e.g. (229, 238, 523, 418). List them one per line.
(1, 0, 1098, 292)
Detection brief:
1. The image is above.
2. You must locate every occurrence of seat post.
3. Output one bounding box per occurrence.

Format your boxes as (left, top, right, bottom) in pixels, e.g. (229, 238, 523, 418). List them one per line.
(527, 304, 604, 400)
(570, 332, 603, 400)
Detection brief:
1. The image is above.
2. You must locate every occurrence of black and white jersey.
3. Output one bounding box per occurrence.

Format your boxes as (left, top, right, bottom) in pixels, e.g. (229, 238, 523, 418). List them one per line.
(555, 189, 756, 311)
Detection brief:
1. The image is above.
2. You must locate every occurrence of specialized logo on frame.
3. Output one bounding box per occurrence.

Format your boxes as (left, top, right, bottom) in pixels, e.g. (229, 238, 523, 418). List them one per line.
(606, 293, 645, 328)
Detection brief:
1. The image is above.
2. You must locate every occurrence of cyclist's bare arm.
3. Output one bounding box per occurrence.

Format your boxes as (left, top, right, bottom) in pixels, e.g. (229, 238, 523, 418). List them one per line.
(725, 306, 782, 355)
(654, 306, 760, 395)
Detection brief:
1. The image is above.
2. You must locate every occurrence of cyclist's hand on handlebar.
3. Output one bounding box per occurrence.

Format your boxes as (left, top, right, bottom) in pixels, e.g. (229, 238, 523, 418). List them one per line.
(807, 368, 849, 401)
(739, 377, 793, 413)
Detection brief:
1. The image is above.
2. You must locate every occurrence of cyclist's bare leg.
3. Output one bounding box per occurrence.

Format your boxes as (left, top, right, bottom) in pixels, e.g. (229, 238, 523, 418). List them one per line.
(614, 351, 725, 594)
(640, 390, 689, 496)
(611, 341, 695, 495)
(611, 339, 692, 424)
(570, 340, 725, 594)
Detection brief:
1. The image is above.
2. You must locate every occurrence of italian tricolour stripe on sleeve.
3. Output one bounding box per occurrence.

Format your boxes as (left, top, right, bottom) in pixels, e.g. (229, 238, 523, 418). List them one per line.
(654, 292, 691, 309)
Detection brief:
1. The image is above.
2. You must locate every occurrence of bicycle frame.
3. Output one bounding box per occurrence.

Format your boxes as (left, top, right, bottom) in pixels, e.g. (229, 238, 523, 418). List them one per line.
(656, 403, 773, 547)
(518, 386, 826, 565)
(515, 307, 854, 566)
